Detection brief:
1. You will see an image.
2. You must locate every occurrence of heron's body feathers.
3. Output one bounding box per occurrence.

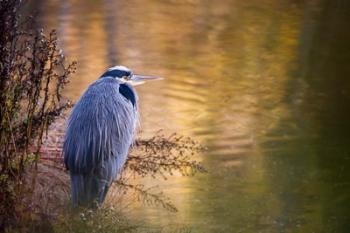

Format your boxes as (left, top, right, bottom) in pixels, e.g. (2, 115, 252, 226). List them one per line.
(63, 77, 138, 207)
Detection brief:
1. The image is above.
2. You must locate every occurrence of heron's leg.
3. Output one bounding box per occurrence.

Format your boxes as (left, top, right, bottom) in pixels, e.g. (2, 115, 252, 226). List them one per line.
(95, 178, 109, 204)
(98, 184, 110, 204)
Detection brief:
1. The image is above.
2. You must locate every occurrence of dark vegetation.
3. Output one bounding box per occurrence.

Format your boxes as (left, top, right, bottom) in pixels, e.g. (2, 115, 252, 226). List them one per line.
(0, 0, 76, 230)
(122, 133, 205, 213)
(0, 1, 205, 232)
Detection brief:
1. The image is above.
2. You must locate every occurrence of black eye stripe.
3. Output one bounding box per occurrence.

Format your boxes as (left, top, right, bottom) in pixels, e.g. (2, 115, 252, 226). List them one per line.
(101, 70, 131, 78)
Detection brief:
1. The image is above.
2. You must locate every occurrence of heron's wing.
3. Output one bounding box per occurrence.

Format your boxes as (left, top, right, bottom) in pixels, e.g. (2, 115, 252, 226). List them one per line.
(63, 78, 138, 175)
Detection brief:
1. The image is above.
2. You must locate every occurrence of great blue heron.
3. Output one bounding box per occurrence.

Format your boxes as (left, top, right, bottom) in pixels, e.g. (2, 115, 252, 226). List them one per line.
(63, 66, 161, 208)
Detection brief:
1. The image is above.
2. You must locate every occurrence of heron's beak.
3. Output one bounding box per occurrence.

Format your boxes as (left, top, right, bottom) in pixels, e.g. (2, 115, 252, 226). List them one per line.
(129, 75, 163, 86)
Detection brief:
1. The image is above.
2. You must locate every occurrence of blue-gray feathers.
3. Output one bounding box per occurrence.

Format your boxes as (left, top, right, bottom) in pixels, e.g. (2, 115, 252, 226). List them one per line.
(63, 77, 138, 207)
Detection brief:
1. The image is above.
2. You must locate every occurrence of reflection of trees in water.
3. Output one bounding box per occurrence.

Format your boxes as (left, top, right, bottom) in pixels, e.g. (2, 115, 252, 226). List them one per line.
(264, 0, 350, 232)
(103, 0, 118, 66)
(178, 1, 305, 232)
(301, 0, 350, 232)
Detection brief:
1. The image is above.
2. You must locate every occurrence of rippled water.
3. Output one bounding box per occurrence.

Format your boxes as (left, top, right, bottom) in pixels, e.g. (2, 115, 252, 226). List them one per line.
(31, 0, 350, 232)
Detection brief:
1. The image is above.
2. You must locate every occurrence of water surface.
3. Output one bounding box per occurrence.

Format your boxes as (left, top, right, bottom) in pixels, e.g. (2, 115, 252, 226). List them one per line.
(32, 0, 350, 232)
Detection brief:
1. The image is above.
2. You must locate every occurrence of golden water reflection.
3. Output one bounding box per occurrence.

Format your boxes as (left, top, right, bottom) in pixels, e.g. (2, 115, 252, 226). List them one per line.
(33, 0, 350, 232)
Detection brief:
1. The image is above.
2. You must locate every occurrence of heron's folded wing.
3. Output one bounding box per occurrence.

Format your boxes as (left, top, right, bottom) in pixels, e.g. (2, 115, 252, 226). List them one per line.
(63, 78, 137, 174)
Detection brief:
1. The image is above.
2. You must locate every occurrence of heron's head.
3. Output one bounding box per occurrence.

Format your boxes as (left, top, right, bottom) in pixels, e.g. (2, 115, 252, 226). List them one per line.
(100, 65, 162, 85)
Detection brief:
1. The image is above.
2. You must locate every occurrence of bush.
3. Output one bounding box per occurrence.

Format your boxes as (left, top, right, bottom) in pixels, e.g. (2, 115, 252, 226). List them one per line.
(0, 0, 76, 229)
